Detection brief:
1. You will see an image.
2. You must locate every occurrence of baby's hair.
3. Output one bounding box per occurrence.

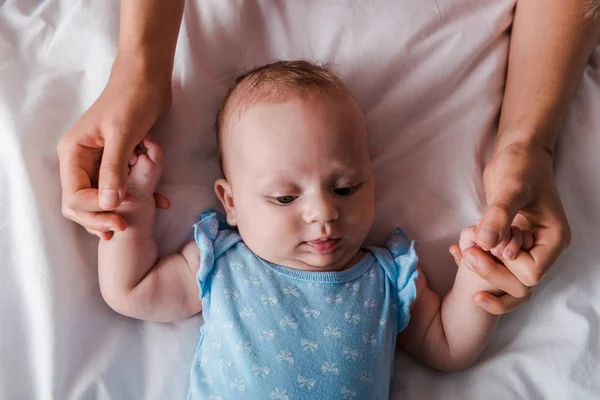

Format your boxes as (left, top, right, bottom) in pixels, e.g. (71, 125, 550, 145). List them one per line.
(215, 60, 351, 175)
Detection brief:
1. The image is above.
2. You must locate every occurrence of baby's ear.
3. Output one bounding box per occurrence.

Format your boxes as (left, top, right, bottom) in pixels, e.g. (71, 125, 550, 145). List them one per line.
(214, 178, 237, 226)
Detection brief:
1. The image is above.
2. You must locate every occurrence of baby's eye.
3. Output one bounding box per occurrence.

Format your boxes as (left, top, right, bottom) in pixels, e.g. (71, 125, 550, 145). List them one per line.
(273, 195, 297, 205)
(334, 184, 361, 197)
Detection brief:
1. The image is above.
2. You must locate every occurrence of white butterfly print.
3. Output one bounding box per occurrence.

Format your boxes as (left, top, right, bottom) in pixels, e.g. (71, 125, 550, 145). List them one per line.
(343, 347, 359, 361)
(326, 294, 343, 304)
(359, 371, 374, 384)
(223, 321, 234, 332)
(341, 386, 357, 399)
(200, 374, 213, 384)
(283, 287, 300, 297)
(230, 262, 244, 270)
(230, 378, 246, 392)
(346, 282, 361, 292)
(323, 326, 342, 338)
(212, 338, 222, 349)
(214, 270, 225, 280)
(300, 338, 318, 352)
(344, 312, 361, 324)
(364, 299, 376, 309)
(244, 277, 261, 286)
(320, 361, 339, 376)
(260, 329, 276, 341)
(199, 357, 207, 367)
(366, 269, 376, 279)
(363, 333, 377, 346)
(212, 305, 221, 315)
(252, 364, 271, 377)
(208, 395, 222, 400)
(261, 295, 278, 306)
(270, 388, 290, 400)
(224, 289, 240, 299)
(236, 340, 252, 354)
(219, 358, 232, 370)
(276, 351, 295, 364)
(302, 307, 321, 318)
(240, 307, 256, 319)
(279, 316, 298, 329)
(379, 319, 387, 327)
(297, 375, 316, 391)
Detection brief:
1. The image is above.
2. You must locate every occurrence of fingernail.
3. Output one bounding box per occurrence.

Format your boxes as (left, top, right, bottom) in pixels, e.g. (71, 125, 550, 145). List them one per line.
(480, 226, 499, 247)
(100, 189, 119, 209)
(476, 300, 491, 309)
(463, 253, 479, 270)
(504, 250, 514, 260)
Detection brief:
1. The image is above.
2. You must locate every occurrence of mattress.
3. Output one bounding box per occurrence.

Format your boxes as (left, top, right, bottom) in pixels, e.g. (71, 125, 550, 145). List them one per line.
(1, 0, 599, 398)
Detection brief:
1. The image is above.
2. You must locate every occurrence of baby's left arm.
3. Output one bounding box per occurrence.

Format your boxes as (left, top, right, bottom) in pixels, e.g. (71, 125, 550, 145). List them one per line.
(397, 226, 532, 371)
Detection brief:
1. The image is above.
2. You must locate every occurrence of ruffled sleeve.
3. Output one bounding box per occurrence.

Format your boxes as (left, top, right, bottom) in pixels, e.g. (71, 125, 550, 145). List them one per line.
(384, 229, 420, 333)
(193, 209, 240, 297)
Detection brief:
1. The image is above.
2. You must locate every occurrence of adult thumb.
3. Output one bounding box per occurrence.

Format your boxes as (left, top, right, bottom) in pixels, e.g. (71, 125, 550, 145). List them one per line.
(476, 187, 528, 250)
(98, 134, 132, 210)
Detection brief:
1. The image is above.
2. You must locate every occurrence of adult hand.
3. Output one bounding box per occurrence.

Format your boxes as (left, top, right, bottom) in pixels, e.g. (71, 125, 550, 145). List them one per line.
(58, 55, 172, 240)
(463, 141, 571, 314)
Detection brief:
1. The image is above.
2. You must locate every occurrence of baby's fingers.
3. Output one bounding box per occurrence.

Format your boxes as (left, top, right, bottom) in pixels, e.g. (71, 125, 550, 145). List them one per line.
(473, 291, 532, 315)
(522, 230, 534, 251)
(458, 226, 477, 252)
(142, 137, 164, 167)
(502, 226, 523, 260)
(449, 244, 462, 266)
(154, 192, 171, 209)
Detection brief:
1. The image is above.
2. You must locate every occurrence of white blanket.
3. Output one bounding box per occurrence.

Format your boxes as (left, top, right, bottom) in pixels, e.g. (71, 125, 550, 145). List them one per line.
(1, 0, 599, 398)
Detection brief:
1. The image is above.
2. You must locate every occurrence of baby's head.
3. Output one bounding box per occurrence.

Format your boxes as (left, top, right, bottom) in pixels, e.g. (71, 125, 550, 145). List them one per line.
(214, 60, 375, 272)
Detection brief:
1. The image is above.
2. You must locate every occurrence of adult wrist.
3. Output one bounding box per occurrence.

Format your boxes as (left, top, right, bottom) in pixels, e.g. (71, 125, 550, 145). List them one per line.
(494, 129, 557, 159)
(111, 51, 172, 94)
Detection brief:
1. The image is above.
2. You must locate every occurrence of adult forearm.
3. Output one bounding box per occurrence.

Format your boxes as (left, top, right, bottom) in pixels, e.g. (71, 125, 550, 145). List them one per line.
(498, 0, 600, 151)
(116, 0, 185, 86)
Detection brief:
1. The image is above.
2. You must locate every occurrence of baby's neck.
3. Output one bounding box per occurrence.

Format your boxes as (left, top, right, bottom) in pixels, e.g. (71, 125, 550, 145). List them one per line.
(277, 250, 367, 273)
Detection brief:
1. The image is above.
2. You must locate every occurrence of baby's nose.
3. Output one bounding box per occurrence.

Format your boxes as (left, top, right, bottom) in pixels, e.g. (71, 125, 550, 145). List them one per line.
(303, 192, 339, 224)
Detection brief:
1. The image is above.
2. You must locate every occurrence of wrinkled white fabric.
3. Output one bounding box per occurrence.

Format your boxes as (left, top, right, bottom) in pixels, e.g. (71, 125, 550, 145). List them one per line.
(1, 0, 599, 398)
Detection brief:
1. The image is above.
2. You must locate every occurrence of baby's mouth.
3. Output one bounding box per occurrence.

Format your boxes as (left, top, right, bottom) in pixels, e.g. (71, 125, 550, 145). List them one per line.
(305, 238, 340, 254)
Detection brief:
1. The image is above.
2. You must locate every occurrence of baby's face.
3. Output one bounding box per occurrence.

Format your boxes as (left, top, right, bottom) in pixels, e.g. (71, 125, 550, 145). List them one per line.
(216, 91, 375, 272)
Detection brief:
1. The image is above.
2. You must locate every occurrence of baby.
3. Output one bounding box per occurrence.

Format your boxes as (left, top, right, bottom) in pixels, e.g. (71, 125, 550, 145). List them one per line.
(98, 61, 532, 399)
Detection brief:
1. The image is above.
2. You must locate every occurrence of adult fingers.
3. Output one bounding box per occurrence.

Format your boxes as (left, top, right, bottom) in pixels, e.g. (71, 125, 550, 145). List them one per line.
(472, 291, 532, 315)
(62, 208, 127, 233)
(503, 224, 569, 288)
(502, 226, 523, 260)
(476, 185, 529, 250)
(462, 246, 532, 299)
(58, 139, 103, 210)
(98, 130, 135, 210)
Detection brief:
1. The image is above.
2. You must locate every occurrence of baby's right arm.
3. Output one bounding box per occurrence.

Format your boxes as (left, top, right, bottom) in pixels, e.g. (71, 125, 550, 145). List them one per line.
(97, 138, 202, 322)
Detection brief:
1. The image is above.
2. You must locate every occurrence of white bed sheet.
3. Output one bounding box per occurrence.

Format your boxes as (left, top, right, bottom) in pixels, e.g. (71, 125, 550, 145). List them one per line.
(1, 0, 599, 398)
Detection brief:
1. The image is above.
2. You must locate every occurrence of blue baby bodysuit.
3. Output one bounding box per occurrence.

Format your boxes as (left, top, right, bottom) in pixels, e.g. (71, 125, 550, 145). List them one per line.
(187, 210, 419, 400)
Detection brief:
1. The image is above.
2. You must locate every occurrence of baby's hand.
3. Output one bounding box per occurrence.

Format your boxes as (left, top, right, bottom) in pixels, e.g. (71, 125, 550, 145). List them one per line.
(454, 226, 534, 263)
(126, 137, 164, 198)
(449, 225, 535, 313)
